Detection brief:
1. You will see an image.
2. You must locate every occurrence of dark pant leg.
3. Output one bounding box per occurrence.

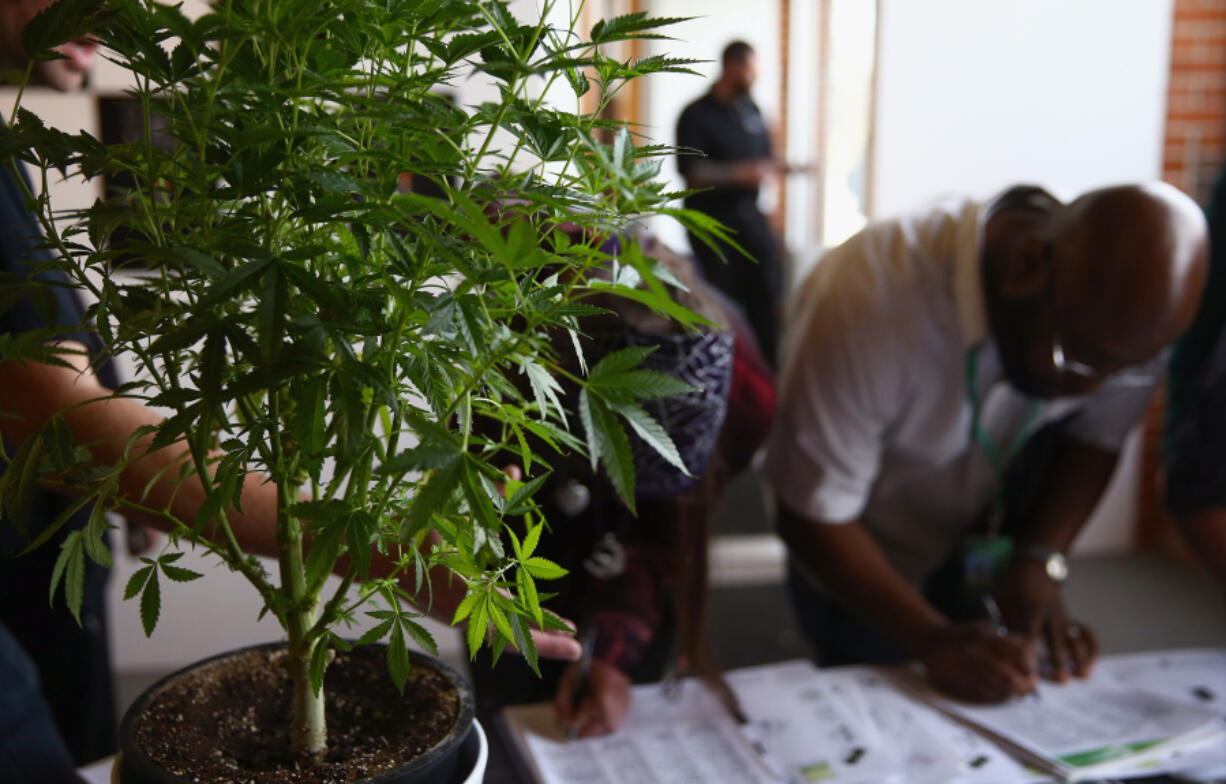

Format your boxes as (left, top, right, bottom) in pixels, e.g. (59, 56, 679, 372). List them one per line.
(0, 623, 80, 784)
(687, 205, 782, 367)
(728, 206, 782, 367)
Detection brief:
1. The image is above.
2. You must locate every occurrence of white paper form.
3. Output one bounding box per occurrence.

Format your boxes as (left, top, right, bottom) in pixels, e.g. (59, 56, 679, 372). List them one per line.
(725, 660, 901, 783)
(1099, 649, 1226, 719)
(504, 680, 776, 784)
(929, 676, 1222, 778)
(1098, 648, 1226, 778)
(822, 667, 1053, 784)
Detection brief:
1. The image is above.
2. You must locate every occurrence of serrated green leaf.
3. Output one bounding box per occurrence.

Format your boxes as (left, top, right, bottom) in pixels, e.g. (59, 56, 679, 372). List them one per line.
(305, 520, 344, 590)
(600, 369, 697, 400)
(610, 401, 688, 474)
(521, 519, 543, 560)
(523, 556, 566, 580)
(504, 472, 549, 517)
(523, 360, 567, 424)
(506, 525, 524, 560)
(48, 529, 75, 608)
(345, 512, 374, 579)
(579, 391, 636, 506)
(466, 594, 488, 659)
(488, 596, 515, 644)
(140, 571, 161, 637)
(357, 618, 394, 646)
(45, 415, 76, 472)
(402, 617, 439, 657)
(160, 564, 204, 583)
(63, 532, 85, 624)
(388, 625, 411, 693)
(587, 345, 655, 382)
(308, 640, 330, 696)
(517, 566, 542, 628)
(509, 611, 540, 677)
(539, 607, 574, 632)
(196, 257, 272, 309)
(402, 460, 462, 539)
(80, 501, 113, 569)
(452, 589, 481, 625)
(124, 565, 152, 601)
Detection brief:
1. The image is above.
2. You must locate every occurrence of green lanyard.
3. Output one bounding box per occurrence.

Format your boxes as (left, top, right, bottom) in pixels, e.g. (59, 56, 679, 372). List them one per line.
(965, 349, 1040, 535)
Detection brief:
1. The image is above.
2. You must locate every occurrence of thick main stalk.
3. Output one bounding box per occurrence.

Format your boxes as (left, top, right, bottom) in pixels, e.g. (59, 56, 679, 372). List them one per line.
(278, 489, 326, 761)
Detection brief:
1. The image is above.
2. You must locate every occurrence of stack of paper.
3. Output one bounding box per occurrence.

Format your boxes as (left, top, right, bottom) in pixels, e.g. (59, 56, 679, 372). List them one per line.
(1098, 649, 1226, 780)
(900, 657, 1225, 782)
(725, 660, 900, 783)
(500, 678, 779, 784)
(499, 649, 1226, 784)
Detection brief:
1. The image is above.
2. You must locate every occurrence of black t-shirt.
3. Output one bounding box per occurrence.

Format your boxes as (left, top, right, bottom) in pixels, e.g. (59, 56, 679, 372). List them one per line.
(0, 163, 115, 384)
(675, 92, 772, 216)
(0, 160, 117, 550)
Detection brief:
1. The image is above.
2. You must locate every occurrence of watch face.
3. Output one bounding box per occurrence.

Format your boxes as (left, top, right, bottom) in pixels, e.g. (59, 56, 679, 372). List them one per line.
(1045, 553, 1069, 582)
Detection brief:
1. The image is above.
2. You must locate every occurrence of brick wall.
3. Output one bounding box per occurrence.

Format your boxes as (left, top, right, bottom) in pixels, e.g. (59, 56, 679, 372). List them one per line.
(1139, 0, 1226, 556)
(1163, 0, 1226, 201)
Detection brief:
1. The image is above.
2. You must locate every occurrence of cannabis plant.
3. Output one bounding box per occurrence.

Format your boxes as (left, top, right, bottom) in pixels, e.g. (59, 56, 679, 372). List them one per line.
(0, 0, 725, 763)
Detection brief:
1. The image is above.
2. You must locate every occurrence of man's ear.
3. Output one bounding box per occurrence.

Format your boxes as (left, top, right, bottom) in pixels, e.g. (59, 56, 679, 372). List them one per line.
(996, 235, 1050, 300)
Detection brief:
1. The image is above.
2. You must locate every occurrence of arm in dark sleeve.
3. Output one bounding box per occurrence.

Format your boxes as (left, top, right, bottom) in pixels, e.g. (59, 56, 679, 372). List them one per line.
(585, 540, 674, 674)
(675, 104, 706, 181)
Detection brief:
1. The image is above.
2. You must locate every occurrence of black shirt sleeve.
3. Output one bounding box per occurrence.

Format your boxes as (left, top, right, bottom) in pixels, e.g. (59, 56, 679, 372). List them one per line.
(0, 161, 118, 389)
(675, 102, 706, 180)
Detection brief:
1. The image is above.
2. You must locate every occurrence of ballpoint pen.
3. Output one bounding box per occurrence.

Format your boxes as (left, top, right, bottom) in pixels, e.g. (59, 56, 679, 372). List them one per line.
(981, 593, 1042, 695)
(567, 626, 597, 741)
(980, 593, 1008, 637)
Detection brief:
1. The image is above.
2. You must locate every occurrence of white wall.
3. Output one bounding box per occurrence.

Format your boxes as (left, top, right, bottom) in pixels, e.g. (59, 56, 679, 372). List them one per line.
(870, 0, 1174, 554)
(871, 0, 1173, 216)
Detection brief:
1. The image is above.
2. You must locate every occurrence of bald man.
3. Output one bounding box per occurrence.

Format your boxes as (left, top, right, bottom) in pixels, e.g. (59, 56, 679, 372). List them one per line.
(762, 183, 1207, 703)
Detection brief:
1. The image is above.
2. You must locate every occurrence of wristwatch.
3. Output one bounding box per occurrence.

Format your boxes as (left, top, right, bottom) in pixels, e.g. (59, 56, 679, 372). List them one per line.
(1020, 544, 1069, 582)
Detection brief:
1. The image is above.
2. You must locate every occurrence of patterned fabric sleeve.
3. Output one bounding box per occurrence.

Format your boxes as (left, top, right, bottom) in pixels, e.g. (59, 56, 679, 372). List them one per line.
(587, 541, 675, 673)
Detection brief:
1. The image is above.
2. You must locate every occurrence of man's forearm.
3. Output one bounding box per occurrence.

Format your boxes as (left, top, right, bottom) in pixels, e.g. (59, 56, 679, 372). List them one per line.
(0, 354, 280, 555)
(777, 503, 949, 656)
(1015, 438, 1118, 554)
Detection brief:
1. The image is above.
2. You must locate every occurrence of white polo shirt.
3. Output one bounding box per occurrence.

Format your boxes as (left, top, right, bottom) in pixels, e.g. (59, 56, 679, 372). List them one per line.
(762, 198, 1157, 584)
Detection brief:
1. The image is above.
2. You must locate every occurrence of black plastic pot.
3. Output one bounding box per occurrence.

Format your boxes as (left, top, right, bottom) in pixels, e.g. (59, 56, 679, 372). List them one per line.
(116, 642, 477, 784)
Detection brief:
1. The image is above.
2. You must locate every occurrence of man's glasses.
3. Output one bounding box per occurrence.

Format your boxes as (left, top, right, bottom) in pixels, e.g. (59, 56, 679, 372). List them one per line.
(1050, 332, 1163, 388)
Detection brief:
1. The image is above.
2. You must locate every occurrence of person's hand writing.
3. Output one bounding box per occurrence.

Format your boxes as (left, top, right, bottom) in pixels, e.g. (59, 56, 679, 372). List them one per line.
(994, 560, 1098, 682)
(553, 659, 632, 738)
(919, 622, 1037, 702)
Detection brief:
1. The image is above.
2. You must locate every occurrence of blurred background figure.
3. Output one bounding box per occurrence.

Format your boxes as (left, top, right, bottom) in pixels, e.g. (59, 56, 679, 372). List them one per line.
(470, 230, 776, 747)
(1165, 166, 1226, 585)
(676, 41, 806, 368)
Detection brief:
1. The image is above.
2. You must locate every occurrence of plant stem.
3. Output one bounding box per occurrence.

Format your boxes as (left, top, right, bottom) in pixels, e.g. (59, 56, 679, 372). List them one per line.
(271, 391, 326, 762)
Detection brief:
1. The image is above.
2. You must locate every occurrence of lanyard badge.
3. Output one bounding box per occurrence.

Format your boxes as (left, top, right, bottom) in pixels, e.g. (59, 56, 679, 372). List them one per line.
(962, 350, 1039, 589)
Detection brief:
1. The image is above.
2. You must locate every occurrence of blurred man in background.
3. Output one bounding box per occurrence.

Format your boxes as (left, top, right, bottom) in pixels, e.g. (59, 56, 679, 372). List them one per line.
(1165, 168, 1226, 585)
(677, 40, 797, 367)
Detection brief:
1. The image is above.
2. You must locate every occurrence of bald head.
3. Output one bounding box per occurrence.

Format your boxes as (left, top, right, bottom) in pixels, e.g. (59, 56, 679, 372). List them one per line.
(984, 181, 1208, 398)
(1049, 182, 1207, 359)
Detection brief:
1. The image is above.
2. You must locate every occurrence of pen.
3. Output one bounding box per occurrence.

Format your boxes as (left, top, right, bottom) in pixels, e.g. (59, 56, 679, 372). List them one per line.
(980, 593, 1041, 694)
(567, 626, 597, 741)
(980, 593, 1008, 637)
